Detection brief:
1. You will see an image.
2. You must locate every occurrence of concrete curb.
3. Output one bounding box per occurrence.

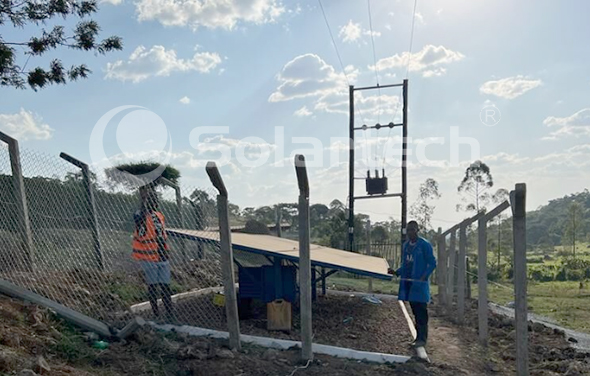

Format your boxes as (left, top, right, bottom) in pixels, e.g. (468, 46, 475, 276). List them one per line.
(149, 322, 412, 364)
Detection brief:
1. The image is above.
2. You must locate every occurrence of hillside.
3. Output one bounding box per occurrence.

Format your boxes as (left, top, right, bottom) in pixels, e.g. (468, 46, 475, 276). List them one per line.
(527, 190, 590, 247)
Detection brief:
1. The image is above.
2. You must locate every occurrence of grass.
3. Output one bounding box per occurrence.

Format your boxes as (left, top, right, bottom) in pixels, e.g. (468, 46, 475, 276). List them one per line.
(473, 280, 590, 333)
(329, 273, 590, 334)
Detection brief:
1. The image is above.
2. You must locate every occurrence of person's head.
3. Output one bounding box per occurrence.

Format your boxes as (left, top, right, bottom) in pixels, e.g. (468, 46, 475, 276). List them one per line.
(140, 186, 159, 211)
(407, 220, 420, 242)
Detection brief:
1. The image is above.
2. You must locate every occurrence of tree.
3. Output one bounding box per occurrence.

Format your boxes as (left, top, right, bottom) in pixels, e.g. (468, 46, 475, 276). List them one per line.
(186, 189, 215, 230)
(564, 201, 585, 258)
(409, 178, 441, 230)
(105, 162, 181, 191)
(457, 160, 494, 213)
(1, 0, 122, 90)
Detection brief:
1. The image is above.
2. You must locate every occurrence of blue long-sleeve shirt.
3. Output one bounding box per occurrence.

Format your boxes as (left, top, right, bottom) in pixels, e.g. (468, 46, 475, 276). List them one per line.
(396, 237, 437, 303)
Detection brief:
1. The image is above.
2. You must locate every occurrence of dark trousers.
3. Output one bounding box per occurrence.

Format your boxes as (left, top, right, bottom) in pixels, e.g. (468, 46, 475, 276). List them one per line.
(410, 301, 429, 343)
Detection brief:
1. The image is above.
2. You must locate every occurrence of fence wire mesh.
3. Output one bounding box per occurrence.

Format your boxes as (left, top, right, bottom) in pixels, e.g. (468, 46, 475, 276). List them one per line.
(0, 145, 227, 331)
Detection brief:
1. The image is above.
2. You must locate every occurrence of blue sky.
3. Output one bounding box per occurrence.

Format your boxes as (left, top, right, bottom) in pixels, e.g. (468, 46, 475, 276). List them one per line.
(2, 0, 590, 228)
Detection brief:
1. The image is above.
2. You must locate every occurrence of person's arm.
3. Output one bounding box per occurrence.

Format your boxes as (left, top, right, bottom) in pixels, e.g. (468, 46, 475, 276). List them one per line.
(419, 241, 437, 281)
(133, 209, 145, 232)
(394, 244, 406, 276)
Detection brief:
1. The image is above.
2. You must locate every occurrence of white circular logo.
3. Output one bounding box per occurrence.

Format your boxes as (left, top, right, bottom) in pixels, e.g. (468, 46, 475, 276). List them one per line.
(480, 105, 501, 127)
(89, 106, 172, 188)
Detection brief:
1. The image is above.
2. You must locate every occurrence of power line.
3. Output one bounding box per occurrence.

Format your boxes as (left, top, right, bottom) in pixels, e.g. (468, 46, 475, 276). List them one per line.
(317, 0, 371, 169)
(380, 0, 419, 168)
(405, 0, 419, 79)
(367, 0, 382, 126)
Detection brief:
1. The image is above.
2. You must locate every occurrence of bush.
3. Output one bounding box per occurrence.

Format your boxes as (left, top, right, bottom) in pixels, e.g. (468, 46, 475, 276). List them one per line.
(555, 267, 567, 281)
(243, 219, 271, 235)
(530, 269, 554, 282)
(567, 269, 585, 281)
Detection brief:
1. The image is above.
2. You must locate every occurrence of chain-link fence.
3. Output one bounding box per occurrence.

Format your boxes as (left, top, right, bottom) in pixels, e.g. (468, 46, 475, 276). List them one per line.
(0, 144, 228, 331)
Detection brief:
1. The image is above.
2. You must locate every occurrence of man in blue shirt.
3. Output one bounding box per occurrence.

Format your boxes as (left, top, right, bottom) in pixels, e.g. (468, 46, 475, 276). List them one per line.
(389, 220, 436, 348)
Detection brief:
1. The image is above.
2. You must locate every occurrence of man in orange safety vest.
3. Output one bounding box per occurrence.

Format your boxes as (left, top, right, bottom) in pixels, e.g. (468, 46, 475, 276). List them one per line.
(133, 186, 175, 322)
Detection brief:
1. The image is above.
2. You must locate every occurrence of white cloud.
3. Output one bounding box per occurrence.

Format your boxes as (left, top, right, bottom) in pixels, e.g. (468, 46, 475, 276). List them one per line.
(0, 109, 54, 141)
(135, 0, 285, 30)
(339, 20, 361, 42)
(269, 53, 400, 117)
(105, 45, 222, 83)
(543, 108, 590, 139)
(338, 20, 381, 43)
(294, 106, 312, 117)
(415, 12, 424, 24)
(422, 68, 446, 77)
(371, 45, 464, 77)
(100, 0, 123, 5)
(179, 96, 191, 104)
(479, 76, 542, 99)
(268, 53, 351, 103)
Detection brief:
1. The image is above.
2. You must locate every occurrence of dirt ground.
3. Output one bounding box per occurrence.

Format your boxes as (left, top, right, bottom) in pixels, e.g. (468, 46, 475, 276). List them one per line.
(0, 294, 471, 376)
(427, 298, 590, 376)
(176, 294, 414, 356)
(2, 287, 590, 376)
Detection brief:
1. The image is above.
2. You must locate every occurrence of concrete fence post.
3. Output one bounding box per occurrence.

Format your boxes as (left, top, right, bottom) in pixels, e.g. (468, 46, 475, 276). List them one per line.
(0, 132, 34, 271)
(366, 220, 372, 293)
(60, 152, 103, 271)
(446, 231, 457, 311)
(478, 216, 489, 345)
(477, 200, 510, 346)
(295, 154, 313, 362)
(206, 162, 241, 351)
(159, 177, 187, 260)
(511, 184, 528, 376)
(458, 223, 467, 323)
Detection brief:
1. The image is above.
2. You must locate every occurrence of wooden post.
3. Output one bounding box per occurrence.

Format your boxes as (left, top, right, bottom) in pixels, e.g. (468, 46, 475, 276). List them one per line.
(0, 132, 34, 270)
(478, 216, 488, 345)
(458, 224, 467, 323)
(511, 184, 528, 376)
(206, 162, 241, 351)
(60, 153, 103, 270)
(437, 229, 447, 305)
(321, 268, 326, 296)
(446, 231, 456, 310)
(366, 220, 372, 293)
(295, 154, 313, 361)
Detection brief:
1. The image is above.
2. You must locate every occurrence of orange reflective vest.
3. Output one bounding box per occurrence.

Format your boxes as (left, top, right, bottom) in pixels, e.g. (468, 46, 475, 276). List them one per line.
(132, 211, 170, 262)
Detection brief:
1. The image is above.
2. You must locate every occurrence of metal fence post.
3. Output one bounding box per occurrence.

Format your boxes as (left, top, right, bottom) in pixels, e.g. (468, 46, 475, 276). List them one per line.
(511, 184, 528, 376)
(206, 162, 241, 351)
(295, 154, 313, 362)
(0, 132, 34, 270)
(59, 153, 103, 270)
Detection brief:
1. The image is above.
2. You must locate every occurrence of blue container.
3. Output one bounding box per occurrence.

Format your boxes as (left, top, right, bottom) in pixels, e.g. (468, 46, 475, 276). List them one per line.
(238, 265, 297, 303)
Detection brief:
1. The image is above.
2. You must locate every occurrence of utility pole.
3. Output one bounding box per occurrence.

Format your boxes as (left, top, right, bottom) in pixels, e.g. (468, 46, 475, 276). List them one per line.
(347, 80, 409, 250)
(401, 79, 408, 244)
(348, 85, 355, 251)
